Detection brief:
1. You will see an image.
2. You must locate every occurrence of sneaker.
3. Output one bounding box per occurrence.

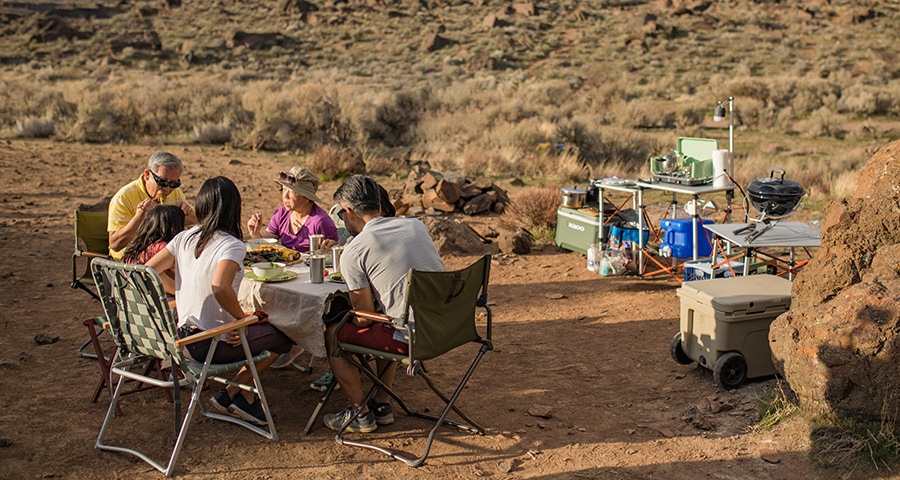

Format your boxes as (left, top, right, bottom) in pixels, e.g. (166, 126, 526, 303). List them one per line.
(367, 400, 394, 425)
(229, 395, 268, 426)
(323, 406, 377, 433)
(209, 389, 232, 414)
(310, 370, 340, 392)
(271, 345, 304, 369)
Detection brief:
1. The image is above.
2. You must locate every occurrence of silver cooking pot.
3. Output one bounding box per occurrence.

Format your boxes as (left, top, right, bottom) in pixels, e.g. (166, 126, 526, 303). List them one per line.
(560, 187, 586, 208)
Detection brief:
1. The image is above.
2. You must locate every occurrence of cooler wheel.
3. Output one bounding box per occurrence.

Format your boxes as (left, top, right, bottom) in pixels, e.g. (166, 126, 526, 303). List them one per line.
(670, 332, 692, 365)
(714, 352, 747, 389)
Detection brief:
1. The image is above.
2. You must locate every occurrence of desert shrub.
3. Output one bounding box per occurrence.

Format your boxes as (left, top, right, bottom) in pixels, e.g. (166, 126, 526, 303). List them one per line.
(799, 106, 845, 139)
(14, 117, 54, 138)
(837, 84, 897, 116)
(0, 80, 74, 128)
(56, 83, 141, 143)
(363, 152, 405, 176)
(305, 144, 366, 180)
(130, 78, 194, 136)
(790, 78, 841, 115)
(497, 186, 559, 238)
(360, 89, 428, 147)
(236, 81, 354, 151)
(191, 123, 232, 144)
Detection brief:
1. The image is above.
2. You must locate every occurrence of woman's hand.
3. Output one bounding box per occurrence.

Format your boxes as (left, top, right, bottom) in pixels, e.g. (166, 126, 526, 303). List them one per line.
(320, 238, 338, 250)
(247, 211, 263, 238)
(224, 330, 242, 346)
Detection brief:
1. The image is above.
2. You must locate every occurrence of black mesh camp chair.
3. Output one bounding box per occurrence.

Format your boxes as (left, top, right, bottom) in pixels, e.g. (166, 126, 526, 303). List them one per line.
(321, 253, 493, 467)
(91, 258, 277, 477)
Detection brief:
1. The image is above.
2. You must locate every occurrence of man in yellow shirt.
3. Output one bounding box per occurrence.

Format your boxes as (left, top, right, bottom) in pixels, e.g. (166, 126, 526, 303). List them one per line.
(108, 151, 198, 260)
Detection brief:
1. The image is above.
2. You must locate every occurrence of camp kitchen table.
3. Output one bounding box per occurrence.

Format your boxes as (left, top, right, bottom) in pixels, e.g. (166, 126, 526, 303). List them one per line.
(629, 180, 736, 279)
(238, 263, 347, 358)
(703, 222, 821, 280)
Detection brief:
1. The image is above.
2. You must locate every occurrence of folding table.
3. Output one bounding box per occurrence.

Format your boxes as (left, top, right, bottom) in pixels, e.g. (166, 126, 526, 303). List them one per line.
(632, 181, 735, 279)
(704, 222, 821, 280)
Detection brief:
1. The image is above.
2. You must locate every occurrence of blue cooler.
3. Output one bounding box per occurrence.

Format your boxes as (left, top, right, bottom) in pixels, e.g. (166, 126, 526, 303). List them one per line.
(659, 218, 713, 258)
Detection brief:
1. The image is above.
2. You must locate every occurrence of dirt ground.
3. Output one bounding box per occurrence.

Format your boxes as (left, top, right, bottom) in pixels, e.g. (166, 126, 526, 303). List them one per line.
(0, 140, 885, 479)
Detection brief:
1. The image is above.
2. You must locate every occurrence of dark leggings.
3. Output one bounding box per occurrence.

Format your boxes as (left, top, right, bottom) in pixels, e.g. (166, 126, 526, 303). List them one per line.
(185, 323, 293, 364)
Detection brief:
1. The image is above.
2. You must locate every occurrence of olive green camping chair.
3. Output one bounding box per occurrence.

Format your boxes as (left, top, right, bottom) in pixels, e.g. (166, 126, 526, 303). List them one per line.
(91, 258, 277, 477)
(73, 209, 112, 365)
(73, 209, 110, 303)
(324, 253, 493, 467)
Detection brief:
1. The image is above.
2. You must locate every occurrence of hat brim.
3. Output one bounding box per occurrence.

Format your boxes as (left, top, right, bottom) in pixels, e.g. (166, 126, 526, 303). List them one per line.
(276, 180, 323, 203)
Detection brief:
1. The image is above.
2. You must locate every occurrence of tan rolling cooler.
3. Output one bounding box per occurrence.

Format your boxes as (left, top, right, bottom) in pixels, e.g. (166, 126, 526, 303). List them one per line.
(670, 274, 792, 389)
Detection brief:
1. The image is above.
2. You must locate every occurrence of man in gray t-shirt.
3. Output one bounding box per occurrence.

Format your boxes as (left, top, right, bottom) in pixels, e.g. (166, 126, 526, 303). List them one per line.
(323, 175, 444, 434)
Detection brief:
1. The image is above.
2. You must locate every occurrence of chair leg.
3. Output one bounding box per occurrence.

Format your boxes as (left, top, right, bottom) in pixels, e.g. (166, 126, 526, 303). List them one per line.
(84, 318, 112, 403)
(335, 346, 491, 467)
(303, 376, 338, 435)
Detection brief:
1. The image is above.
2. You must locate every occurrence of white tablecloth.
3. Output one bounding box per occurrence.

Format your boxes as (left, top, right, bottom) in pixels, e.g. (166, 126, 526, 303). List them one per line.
(238, 263, 347, 358)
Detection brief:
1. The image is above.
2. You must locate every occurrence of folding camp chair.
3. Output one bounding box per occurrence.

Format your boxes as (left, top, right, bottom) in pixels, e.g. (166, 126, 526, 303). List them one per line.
(321, 253, 493, 467)
(91, 258, 277, 477)
(73, 208, 111, 360)
(73, 209, 110, 302)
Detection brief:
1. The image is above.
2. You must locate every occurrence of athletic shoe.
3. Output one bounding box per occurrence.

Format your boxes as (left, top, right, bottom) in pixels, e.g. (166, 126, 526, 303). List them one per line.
(209, 389, 232, 414)
(310, 370, 339, 392)
(271, 345, 304, 369)
(323, 406, 377, 433)
(229, 395, 268, 426)
(367, 400, 394, 425)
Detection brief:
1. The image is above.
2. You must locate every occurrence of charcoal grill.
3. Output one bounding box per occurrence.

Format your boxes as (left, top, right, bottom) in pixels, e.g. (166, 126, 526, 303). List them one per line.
(733, 167, 805, 242)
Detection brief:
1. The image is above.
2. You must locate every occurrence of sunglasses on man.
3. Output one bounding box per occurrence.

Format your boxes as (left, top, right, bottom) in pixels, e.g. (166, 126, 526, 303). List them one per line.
(150, 170, 182, 189)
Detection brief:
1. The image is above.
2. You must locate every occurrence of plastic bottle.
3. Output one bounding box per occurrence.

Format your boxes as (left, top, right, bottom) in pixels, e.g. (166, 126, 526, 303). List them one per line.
(586, 243, 598, 272)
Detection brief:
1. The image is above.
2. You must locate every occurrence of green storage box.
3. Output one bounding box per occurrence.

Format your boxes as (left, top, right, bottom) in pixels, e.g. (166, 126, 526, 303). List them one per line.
(555, 206, 608, 255)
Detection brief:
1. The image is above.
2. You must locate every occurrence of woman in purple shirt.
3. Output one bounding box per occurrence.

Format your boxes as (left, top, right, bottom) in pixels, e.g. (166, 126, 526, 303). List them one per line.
(247, 167, 339, 252)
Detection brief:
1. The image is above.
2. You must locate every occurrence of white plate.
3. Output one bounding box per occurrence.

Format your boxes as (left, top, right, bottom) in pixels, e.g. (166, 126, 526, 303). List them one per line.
(245, 238, 279, 252)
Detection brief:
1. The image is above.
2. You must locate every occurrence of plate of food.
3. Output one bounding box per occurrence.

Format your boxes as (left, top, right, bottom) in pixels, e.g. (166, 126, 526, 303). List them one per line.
(245, 270, 299, 283)
(245, 238, 279, 252)
(325, 271, 345, 284)
(245, 244, 304, 265)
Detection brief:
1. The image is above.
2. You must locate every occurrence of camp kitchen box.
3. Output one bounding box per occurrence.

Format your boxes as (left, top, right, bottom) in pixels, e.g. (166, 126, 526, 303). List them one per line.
(555, 206, 608, 255)
(675, 275, 792, 385)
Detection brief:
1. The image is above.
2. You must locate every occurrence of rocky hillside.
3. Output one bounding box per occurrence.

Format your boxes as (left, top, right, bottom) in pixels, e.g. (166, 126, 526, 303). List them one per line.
(1, 0, 897, 88)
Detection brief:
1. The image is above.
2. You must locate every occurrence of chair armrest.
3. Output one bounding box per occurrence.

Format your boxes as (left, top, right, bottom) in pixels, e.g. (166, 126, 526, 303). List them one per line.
(77, 251, 110, 259)
(330, 309, 395, 357)
(350, 309, 392, 324)
(174, 315, 259, 347)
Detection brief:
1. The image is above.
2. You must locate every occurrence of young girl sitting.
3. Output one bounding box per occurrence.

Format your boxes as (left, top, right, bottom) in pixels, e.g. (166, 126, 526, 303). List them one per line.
(122, 205, 185, 266)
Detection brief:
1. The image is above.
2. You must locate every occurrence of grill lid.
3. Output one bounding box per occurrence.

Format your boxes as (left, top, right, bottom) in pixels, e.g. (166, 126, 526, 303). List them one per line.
(747, 167, 805, 217)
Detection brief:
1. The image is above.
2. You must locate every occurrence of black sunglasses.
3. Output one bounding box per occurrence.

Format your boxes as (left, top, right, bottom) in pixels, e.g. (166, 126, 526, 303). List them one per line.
(150, 170, 181, 189)
(336, 208, 347, 221)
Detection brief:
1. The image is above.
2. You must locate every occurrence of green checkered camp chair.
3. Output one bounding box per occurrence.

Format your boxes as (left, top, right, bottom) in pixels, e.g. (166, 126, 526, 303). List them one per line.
(91, 258, 276, 477)
(325, 254, 493, 467)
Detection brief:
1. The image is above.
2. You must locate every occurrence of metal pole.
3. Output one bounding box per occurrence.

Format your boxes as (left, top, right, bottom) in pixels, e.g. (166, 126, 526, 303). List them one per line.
(728, 96, 734, 181)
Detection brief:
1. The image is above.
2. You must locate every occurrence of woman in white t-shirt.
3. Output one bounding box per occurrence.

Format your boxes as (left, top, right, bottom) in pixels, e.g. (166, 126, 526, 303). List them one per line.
(147, 176, 292, 426)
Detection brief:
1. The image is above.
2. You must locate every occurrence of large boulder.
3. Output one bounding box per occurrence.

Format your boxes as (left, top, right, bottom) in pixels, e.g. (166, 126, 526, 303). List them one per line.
(769, 140, 900, 422)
